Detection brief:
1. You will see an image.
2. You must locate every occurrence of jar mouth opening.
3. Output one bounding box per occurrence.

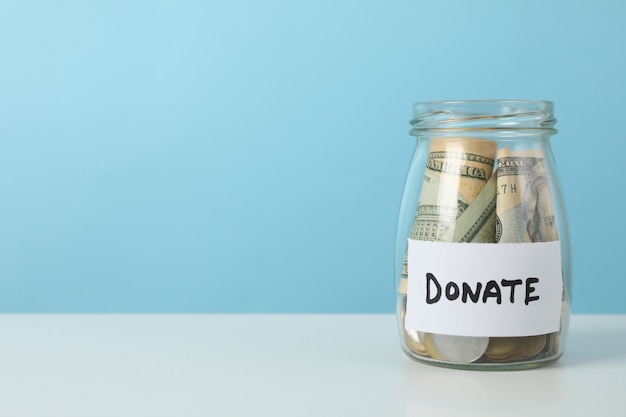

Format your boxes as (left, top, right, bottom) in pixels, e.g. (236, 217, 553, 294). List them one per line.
(410, 100, 557, 136)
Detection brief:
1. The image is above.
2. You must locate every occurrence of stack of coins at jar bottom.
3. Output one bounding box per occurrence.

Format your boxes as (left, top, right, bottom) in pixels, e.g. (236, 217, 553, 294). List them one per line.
(400, 294, 568, 363)
(483, 336, 546, 361)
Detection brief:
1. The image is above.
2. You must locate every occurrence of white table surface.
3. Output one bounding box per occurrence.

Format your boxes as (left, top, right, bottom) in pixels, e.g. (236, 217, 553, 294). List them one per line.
(0, 314, 624, 417)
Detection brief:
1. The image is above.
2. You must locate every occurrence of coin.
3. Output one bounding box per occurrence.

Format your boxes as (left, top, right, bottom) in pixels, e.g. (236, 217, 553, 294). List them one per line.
(484, 337, 519, 360)
(422, 333, 489, 363)
(401, 296, 428, 356)
(516, 335, 546, 358)
(485, 335, 546, 362)
(405, 329, 429, 356)
(546, 332, 558, 355)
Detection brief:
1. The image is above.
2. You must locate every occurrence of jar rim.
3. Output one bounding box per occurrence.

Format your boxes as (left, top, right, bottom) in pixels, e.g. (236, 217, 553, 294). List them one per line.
(410, 100, 557, 136)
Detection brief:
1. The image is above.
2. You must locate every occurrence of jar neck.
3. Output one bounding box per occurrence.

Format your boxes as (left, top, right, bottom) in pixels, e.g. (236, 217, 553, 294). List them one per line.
(410, 100, 557, 138)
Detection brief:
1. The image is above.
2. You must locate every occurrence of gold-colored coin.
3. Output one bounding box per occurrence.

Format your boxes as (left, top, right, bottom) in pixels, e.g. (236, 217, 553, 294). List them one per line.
(545, 332, 557, 355)
(484, 335, 547, 362)
(422, 332, 446, 361)
(484, 337, 519, 360)
(405, 330, 429, 356)
(422, 332, 489, 363)
(516, 335, 546, 358)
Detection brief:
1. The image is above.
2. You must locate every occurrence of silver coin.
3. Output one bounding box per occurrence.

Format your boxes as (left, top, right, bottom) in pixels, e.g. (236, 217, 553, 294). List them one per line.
(422, 333, 490, 363)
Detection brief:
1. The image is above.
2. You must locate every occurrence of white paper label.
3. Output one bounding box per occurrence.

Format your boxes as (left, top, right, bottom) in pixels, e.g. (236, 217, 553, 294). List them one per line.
(405, 240, 563, 337)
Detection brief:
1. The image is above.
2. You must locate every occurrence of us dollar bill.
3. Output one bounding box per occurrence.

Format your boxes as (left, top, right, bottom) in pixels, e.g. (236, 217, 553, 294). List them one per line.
(439, 174, 497, 243)
(399, 139, 497, 290)
(410, 139, 497, 241)
(495, 148, 558, 243)
(490, 148, 561, 358)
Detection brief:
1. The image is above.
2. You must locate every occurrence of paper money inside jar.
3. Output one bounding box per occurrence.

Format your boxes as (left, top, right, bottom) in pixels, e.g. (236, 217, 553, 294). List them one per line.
(395, 100, 571, 370)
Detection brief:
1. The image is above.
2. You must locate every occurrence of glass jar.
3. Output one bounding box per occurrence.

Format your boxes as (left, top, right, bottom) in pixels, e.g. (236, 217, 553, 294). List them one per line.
(395, 100, 571, 370)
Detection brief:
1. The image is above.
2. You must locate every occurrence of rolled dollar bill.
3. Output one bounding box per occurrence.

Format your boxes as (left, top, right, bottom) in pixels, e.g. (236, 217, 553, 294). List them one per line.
(495, 148, 558, 243)
(410, 139, 497, 241)
(439, 174, 497, 243)
(399, 139, 497, 291)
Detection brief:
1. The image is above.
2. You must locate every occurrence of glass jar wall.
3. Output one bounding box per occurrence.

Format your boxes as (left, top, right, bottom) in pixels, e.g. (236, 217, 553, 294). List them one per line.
(395, 100, 571, 370)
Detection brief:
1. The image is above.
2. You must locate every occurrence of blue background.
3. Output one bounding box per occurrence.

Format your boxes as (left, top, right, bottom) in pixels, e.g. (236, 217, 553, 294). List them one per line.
(0, 0, 624, 313)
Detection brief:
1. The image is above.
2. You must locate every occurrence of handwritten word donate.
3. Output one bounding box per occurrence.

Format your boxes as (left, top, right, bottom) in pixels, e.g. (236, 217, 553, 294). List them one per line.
(425, 273, 539, 306)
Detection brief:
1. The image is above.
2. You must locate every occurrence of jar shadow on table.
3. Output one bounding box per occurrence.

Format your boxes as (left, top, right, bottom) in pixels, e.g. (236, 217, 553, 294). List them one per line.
(402, 363, 568, 417)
